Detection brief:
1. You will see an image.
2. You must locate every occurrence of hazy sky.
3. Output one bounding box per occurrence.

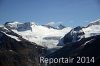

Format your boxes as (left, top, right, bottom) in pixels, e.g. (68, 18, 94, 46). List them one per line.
(0, 0, 100, 27)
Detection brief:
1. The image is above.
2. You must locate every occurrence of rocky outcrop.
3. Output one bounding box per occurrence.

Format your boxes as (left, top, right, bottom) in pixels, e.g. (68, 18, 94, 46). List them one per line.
(58, 26, 85, 46)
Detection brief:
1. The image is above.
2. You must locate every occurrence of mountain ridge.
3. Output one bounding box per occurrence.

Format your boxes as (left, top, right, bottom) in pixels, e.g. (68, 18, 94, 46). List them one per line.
(0, 19, 100, 66)
(0, 21, 72, 48)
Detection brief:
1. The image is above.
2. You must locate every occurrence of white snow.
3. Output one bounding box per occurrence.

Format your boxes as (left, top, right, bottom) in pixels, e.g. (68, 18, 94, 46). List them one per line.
(12, 24, 72, 48)
(6, 21, 22, 29)
(89, 19, 100, 23)
(9, 20, 100, 48)
(2, 19, 100, 48)
(83, 25, 100, 37)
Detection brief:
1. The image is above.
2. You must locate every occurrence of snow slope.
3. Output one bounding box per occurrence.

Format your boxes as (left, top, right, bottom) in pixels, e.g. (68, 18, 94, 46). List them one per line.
(59, 19, 100, 45)
(83, 19, 100, 37)
(6, 22, 72, 48)
(1, 19, 100, 48)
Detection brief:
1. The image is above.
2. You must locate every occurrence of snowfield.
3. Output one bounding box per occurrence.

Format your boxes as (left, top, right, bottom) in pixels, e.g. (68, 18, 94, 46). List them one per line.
(83, 19, 100, 37)
(12, 24, 72, 48)
(0, 19, 100, 48)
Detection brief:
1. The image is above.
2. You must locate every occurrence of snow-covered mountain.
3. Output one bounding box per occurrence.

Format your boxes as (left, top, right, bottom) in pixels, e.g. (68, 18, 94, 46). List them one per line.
(59, 19, 100, 45)
(4, 21, 33, 31)
(1, 19, 100, 47)
(0, 21, 72, 48)
(0, 19, 100, 66)
(60, 26, 85, 45)
(83, 19, 100, 37)
(87, 19, 100, 27)
(43, 22, 66, 30)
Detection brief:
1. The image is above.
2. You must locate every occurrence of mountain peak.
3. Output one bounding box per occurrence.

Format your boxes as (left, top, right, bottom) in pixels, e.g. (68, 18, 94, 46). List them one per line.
(72, 26, 83, 31)
(4, 21, 21, 25)
(4, 21, 32, 31)
(44, 22, 66, 29)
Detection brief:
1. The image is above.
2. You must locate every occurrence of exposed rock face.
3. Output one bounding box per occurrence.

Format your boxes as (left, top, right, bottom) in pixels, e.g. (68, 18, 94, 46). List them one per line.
(4, 22, 32, 31)
(43, 24, 66, 30)
(2, 21, 71, 48)
(0, 20, 100, 66)
(58, 24, 66, 30)
(59, 26, 85, 45)
(0, 31, 47, 66)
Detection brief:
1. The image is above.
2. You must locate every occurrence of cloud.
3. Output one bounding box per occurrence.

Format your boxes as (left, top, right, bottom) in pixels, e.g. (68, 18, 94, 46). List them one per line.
(46, 21, 64, 26)
(46, 22, 55, 25)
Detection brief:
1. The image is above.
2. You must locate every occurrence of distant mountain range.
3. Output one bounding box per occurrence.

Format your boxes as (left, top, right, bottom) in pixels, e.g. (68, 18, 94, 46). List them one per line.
(0, 21, 72, 48)
(59, 19, 100, 46)
(0, 19, 100, 66)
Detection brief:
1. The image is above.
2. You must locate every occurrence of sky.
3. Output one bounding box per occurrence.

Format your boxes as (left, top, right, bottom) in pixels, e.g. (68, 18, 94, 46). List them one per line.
(0, 0, 100, 27)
